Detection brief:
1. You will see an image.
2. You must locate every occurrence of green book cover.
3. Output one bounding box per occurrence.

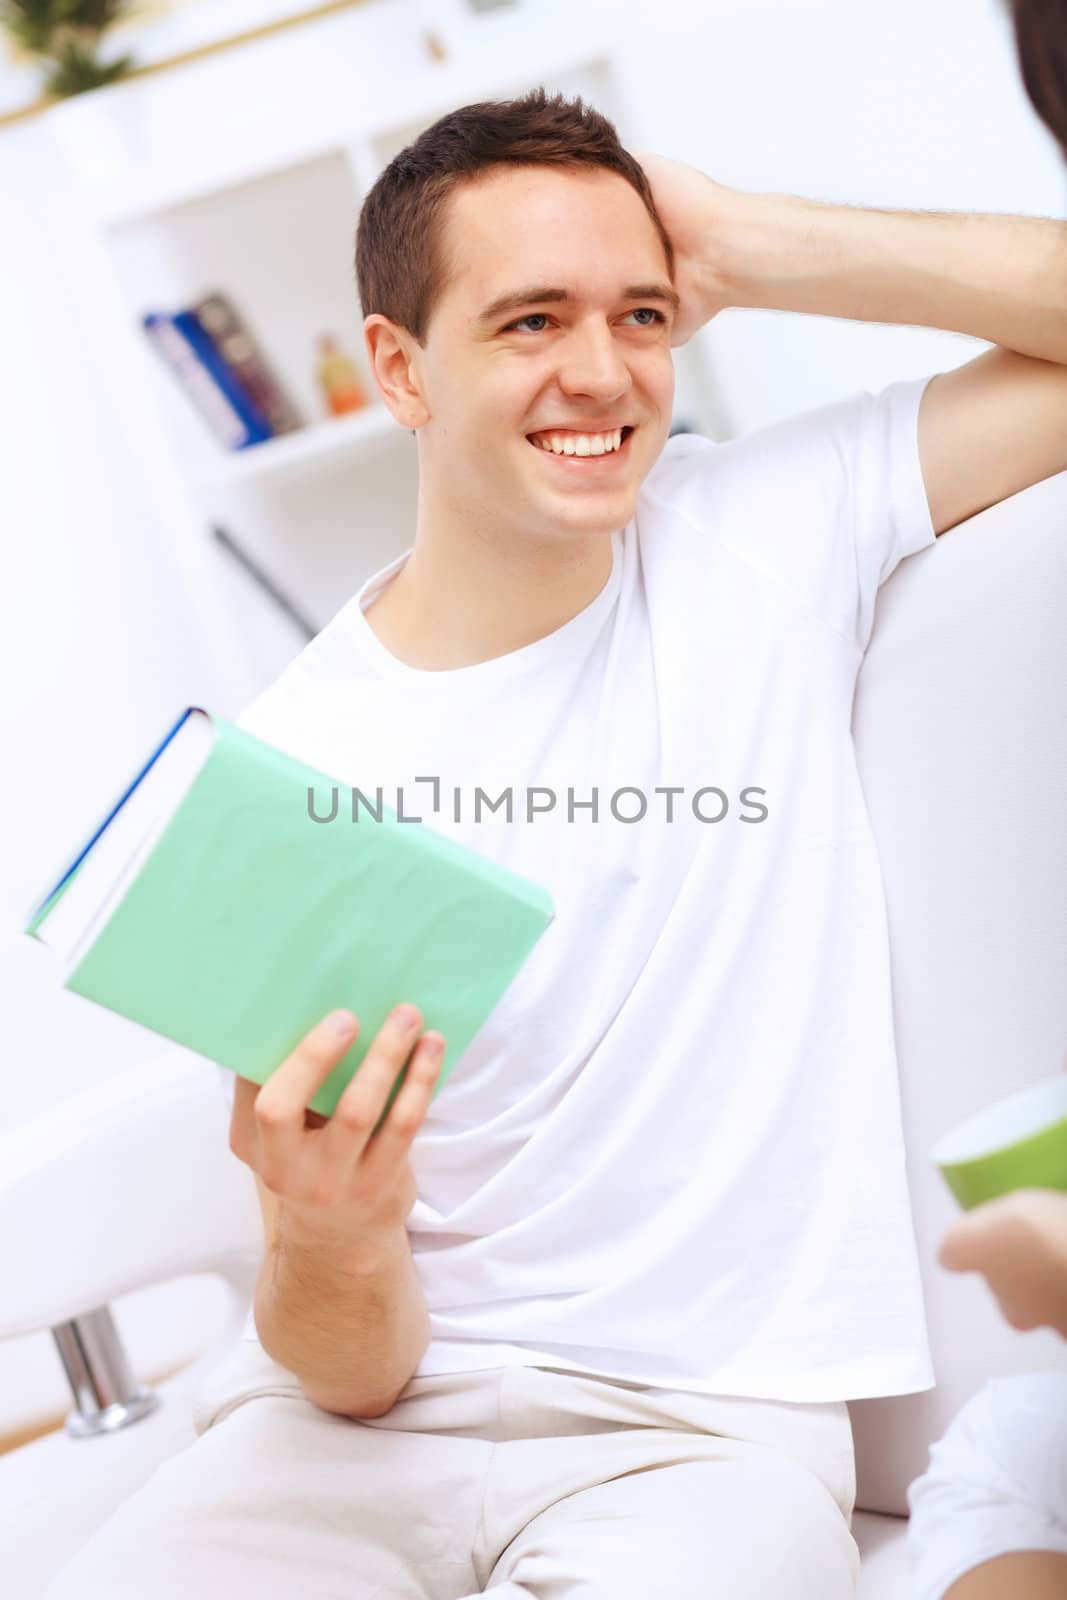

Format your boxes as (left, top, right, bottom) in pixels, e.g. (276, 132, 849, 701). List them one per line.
(24, 707, 555, 1120)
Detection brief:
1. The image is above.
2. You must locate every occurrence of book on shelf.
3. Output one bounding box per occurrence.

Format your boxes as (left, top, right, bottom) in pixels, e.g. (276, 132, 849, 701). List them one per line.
(142, 308, 275, 450)
(193, 291, 305, 437)
(24, 707, 555, 1123)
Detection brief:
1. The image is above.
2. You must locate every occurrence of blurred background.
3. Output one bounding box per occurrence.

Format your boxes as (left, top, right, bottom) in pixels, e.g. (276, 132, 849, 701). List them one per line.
(0, 0, 1062, 1448)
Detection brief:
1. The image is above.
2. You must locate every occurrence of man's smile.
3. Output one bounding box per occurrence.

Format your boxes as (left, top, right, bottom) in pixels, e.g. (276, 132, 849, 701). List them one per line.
(525, 425, 637, 471)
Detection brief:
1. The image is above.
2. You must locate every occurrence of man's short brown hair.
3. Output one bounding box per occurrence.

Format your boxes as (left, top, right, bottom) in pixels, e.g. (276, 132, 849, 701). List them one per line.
(355, 86, 675, 348)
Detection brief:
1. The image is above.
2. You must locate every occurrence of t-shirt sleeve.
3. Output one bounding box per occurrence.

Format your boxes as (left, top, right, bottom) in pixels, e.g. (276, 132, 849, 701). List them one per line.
(845, 373, 939, 651)
(640, 373, 938, 653)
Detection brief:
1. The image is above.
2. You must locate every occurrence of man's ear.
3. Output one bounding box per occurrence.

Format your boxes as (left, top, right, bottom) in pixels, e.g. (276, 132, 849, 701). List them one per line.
(363, 313, 428, 432)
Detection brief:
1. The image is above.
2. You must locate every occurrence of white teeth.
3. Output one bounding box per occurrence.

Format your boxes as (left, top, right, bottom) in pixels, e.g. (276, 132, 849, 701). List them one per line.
(534, 428, 624, 457)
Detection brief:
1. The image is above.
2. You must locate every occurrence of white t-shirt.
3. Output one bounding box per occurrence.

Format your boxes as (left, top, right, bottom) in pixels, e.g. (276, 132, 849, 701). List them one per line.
(227, 375, 939, 1403)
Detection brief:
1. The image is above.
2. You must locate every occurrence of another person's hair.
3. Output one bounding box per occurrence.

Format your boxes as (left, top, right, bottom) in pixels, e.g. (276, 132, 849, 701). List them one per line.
(1008, 0, 1067, 157)
(355, 86, 675, 348)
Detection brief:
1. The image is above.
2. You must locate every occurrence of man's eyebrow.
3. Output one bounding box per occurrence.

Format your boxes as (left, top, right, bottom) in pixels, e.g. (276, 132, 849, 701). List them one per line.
(472, 282, 681, 327)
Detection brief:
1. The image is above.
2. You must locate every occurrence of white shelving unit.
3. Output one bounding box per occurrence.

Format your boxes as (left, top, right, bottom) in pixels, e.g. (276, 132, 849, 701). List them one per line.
(46, 5, 730, 638)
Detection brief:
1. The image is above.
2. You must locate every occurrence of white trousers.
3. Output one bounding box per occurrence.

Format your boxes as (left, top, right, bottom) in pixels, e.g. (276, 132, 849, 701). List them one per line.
(42, 1337, 859, 1599)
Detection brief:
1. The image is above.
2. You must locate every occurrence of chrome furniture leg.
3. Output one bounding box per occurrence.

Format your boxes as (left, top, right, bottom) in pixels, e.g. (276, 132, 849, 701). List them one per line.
(51, 1306, 160, 1439)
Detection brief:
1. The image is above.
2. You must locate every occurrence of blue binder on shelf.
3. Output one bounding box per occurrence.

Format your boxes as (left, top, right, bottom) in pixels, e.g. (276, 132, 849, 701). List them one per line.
(142, 309, 275, 451)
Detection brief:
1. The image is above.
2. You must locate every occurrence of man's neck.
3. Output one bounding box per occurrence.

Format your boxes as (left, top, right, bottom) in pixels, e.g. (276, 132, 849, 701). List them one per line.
(362, 531, 616, 672)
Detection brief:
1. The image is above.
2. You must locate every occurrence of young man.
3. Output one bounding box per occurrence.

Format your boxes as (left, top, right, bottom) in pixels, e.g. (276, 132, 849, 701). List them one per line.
(45, 76, 1067, 1600)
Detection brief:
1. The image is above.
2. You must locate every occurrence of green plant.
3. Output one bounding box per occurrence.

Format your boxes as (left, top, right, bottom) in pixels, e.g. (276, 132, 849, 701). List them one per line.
(0, 1, 138, 98)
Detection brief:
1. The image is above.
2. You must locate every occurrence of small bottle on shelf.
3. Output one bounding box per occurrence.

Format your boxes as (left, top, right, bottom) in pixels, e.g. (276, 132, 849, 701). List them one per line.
(315, 334, 367, 417)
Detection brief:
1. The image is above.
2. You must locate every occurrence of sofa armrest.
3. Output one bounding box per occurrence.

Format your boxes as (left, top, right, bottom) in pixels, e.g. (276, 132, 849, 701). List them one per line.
(0, 1043, 262, 1341)
(850, 467, 1067, 1515)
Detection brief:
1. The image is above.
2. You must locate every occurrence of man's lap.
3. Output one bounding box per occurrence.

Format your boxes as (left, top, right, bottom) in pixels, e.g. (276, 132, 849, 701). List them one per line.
(41, 1341, 859, 1599)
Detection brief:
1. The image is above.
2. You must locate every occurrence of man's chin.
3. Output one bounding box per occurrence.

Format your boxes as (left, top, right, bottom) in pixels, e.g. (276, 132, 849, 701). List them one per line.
(524, 446, 645, 512)
(527, 486, 630, 537)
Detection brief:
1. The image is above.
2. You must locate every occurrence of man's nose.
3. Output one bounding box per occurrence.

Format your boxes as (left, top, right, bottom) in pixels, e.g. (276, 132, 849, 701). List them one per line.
(557, 323, 633, 400)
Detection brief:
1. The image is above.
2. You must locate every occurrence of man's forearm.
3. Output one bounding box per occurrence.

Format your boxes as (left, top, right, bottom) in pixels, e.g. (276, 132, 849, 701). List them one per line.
(255, 1221, 431, 1418)
(715, 188, 1067, 365)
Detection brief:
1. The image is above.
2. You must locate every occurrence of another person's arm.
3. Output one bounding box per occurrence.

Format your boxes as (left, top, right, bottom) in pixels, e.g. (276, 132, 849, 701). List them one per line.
(229, 1004, 444, 1417)
(942, 1550, 1067, 1600)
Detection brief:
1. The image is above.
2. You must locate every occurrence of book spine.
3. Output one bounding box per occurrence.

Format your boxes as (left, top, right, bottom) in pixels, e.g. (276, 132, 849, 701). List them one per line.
(192, 292, 305, 436)
(142, 312, 256, 450)
(172, 310, 275, 447)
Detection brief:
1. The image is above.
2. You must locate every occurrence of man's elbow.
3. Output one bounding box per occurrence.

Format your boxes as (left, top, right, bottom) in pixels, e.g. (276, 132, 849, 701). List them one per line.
(300, 1380, 403, 1419)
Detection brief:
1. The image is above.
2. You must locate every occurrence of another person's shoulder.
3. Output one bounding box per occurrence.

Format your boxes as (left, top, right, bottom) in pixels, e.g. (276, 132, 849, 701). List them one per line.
(910, 1371, 1067, 1533)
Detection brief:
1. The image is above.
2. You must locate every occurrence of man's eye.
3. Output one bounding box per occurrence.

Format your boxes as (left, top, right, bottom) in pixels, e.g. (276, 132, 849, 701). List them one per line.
(504, 308, 667, 333)
(506, 313, 551, 333)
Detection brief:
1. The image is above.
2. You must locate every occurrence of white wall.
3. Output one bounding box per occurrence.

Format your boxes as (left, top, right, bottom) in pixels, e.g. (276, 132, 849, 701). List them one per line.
(1, 0, 1063, 1436)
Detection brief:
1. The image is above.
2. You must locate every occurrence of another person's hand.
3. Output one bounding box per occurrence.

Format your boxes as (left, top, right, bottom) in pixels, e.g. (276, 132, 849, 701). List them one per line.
(939, 1188, 1067, 1339)
(228, 1005, 445, 1257)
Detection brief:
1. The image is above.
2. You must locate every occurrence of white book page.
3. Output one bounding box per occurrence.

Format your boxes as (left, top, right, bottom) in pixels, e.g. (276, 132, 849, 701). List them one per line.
(37, 711, 217, 972)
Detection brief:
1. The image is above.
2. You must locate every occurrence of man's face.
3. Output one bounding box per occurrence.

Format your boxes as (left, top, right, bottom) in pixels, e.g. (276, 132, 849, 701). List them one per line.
(410, 164, 678, 548)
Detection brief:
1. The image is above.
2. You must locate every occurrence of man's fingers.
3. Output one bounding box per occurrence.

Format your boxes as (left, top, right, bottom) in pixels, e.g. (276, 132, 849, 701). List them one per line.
(228, 1074, 261, 1162)
(364, 1032, 446, 1170)
(252, 1010, 361, 1182)
(255, 1010, 360, 1123)
(323, 1004, 425, 1153)
(230, 1005, 439, 1188)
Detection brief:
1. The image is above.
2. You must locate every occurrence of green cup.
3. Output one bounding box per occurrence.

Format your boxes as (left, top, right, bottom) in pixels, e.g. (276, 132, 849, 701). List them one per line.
(931, 1074, 1067, 1211)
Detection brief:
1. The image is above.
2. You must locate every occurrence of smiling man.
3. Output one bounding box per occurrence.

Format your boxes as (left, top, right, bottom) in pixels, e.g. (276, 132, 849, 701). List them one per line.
(355, 158, 681, 671)
(354, 98, 1067, 684)
(43, 80, 1067, 1600)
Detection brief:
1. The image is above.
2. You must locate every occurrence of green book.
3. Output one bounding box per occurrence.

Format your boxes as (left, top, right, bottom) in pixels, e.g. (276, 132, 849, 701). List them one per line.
(24, 706, 554, 1120)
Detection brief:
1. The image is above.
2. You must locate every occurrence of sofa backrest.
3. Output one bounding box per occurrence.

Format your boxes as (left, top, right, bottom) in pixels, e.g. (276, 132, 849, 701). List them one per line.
(848, 468, 1067, 1516)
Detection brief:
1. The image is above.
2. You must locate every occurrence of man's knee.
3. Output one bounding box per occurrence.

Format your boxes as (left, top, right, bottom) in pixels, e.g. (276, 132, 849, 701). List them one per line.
(491, 1456, 857, 1599)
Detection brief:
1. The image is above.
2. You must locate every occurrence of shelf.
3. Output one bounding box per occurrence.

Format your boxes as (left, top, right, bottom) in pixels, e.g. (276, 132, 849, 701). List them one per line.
(96, 130, 355, 232)
(59, 31, 615, 229)
(193, 404, 400, 488)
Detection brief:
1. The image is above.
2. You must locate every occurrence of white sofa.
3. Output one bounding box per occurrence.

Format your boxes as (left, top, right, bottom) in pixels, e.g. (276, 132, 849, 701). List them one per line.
(2, 469, 1066, 1598)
